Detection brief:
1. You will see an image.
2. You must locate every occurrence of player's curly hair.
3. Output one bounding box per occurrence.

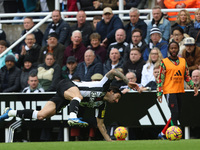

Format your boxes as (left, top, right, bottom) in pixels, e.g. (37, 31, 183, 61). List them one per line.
(108, 86, 122, 96)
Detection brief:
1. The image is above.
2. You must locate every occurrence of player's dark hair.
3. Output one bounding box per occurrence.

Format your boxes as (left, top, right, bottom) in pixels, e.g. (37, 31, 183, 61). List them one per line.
(108, 86, 122, 96)
(168, 41, 179, 51)
(71, 76, 81, 82)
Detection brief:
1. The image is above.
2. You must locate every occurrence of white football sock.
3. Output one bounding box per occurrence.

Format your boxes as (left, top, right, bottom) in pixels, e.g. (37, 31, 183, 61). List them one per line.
(69, 112, 77, 119)
(32, 110, 38, 119)
(8, 110, 17, 117)
(73, 97, 81, 102)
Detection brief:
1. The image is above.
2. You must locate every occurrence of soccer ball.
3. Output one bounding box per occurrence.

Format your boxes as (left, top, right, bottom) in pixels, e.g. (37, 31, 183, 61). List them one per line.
(114, 126, 128, 140)
(166, 126, 182, 141)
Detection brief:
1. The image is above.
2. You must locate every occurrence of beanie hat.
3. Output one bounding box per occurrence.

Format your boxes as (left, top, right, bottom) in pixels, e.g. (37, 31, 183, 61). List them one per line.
(5, 55, 15, 62)
(150, 24, 162, 36)
(23, 55, 33, 63)
(48, 32, 58, 40)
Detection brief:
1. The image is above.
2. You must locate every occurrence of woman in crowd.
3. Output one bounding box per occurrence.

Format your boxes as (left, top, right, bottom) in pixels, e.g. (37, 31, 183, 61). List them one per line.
(171, 9, 193, 34)
(20, 56, 37, 91)
(189, 8, 200, 47)
(37, 53, 61, 91)
(141, 47, 163, 87)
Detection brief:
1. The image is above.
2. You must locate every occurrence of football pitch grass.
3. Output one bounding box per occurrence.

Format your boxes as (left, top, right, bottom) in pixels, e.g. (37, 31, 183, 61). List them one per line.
(1, 139, 200, 150)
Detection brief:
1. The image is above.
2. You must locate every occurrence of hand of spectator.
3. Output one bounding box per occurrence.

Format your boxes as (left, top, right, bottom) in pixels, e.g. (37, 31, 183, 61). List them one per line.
(157, 96, 162, 103)
(198, 65, 200, 70)
(117, 0, 126, 6)
(194, 86, 199, 96)
(121, 88, 130, 94)
(20, 45, 26, 55)
(15, 53, 19, 60)
(128, 82, 140, 92)
(100, 38, 108, 47)
(175, 4, 182, 8)
(93, 1, 100, 9)
(180, 3, 186, 8)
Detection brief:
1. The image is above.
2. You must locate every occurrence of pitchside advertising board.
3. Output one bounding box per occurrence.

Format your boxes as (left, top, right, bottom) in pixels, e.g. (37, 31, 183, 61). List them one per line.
(0, 91, 200, 127)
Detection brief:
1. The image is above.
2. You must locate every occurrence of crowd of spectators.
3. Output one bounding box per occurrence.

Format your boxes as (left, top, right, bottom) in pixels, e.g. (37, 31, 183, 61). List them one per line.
(0, 5, 200, 92)
(0, 1, 200, 141)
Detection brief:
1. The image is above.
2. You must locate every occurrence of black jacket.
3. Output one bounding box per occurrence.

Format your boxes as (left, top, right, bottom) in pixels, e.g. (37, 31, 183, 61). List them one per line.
(123, 58, 146, 83)
(42, 19, 71, 47)
(0, 65, 21, 92)
(123, 41, 147, 61)
(71, 22, 93, 47)
(124, 19, 147, 43)
(17, 44, 41, 68)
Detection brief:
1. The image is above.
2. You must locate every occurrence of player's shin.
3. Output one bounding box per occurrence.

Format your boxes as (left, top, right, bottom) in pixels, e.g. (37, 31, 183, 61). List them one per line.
(16, 109, 36, 119)
(69, 97, 81, 119)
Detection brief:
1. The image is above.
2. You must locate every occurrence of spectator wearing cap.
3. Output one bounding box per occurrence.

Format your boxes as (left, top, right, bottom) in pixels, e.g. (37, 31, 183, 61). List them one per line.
(96, 7, 124, 48)
(145, 5, 171, 44)
(143, 24, 168, 61)
(0, 40, 16, 69)
(17, 33, 41, 68)
(91, 73, 103, 81)
(62, 56, 77, 79)
(38, 32, 65, 67)
(0, 55, 21, 92)
(42, 10, 71, 47)
(20, 55, 37, 91)
(182, 37, 200, 74)
(63, 30, 87, 64)
(73, 49, 103, 81)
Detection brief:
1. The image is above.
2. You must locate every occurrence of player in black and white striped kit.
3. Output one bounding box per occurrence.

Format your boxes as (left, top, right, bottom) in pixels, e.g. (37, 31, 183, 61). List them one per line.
(0, 69, 139, 141)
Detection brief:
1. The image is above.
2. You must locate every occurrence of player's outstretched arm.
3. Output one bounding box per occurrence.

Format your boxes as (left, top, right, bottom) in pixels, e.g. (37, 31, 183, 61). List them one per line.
(106, 69, 129, 84)
(106, 69, 140, 91)
(96, 117, 112, 141)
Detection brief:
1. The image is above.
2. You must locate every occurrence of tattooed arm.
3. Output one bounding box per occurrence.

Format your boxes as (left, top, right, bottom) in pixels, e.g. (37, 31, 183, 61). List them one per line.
(106, 69, 140, 91)
(106, 69, 129, 84)
(96, 117, 112, 141)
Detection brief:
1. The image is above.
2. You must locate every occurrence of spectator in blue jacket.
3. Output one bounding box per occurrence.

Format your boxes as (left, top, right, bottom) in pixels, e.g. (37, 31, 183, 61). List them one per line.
(124, 7, 147, 43)
(145, 5, 171, 44)
(73, 49, 103, 81)
(143, 25, 168, 61)
(42, 10, 71, 47)
(96, 7, 124, 48)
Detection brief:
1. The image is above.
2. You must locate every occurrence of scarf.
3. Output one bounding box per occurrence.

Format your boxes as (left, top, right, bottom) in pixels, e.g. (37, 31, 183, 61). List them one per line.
(194, 21, 200, 29)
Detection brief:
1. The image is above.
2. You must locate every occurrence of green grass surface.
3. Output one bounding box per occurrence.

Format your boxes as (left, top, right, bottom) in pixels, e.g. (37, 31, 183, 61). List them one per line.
(1, 139, 200, 150)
